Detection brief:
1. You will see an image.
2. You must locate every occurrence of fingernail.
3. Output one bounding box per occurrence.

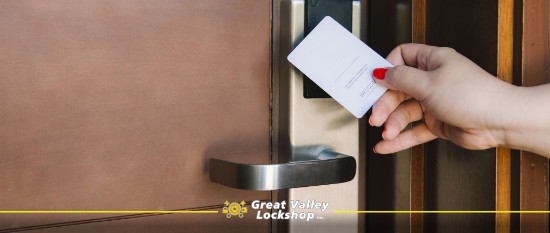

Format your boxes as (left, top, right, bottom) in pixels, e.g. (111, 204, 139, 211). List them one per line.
(381, 127, 387, 139)
(368, 117, 374, 126)
(372, 147, 377, 154)
(373, 68, 388, 80)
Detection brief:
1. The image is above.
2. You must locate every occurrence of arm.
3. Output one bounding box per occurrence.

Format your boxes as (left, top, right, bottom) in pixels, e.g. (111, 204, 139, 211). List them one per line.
(501, 85, 550, 156)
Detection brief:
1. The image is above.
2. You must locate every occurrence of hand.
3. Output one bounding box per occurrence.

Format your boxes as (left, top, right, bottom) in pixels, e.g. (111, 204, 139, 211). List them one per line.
(370, 43, 517, 154)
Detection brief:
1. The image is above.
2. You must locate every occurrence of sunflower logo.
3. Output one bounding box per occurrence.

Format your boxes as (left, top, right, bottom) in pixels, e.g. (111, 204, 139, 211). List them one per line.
(223, 200, 247, 218)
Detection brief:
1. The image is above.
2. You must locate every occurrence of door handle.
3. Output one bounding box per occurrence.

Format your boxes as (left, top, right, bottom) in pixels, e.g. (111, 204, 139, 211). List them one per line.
(209, 146, 356, 190)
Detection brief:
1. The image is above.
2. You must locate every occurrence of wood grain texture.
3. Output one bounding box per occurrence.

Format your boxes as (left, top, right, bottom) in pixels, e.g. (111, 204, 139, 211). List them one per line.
(409, 146, 424, 233)
(424, 0, 498, 232)
(496, 0, 514, 232)
(496, 148, 511, 233)
(520, 0, 550, 232)
(519, 152, 548, 232)
(410, 0, 425, 232)
(411, 0, 426, 44)
(522, 0, 550, 87)
(0, 0, 271, 230)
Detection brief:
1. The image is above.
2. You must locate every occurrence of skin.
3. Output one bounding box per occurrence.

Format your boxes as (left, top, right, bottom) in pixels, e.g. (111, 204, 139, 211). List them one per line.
(370, 43, 550, 157)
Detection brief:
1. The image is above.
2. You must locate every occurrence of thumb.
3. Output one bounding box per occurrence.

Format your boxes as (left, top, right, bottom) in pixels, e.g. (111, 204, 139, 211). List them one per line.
(373, 66, 430, 99)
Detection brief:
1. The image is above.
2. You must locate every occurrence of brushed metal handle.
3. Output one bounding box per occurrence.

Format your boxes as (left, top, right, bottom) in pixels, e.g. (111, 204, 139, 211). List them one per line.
(209, 146, 356, 190)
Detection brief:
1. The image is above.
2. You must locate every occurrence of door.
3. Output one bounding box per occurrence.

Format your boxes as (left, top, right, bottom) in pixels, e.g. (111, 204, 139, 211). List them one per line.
(365, 0, 550, 232)
(0, 0, 365, 232)
(0, 0, 271, 232)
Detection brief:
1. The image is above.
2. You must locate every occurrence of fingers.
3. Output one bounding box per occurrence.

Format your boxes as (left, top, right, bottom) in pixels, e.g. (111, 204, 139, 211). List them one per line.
(370, 90, 411, 127)
(382, 100, 423, 140)
(374, 122, 437, 154)
(386, 43, 438, 70)
(373, 43, 446, 100)
(422, 113, 449, 140)
(374, 65, 430, 101)
(370, 44, 448, 154)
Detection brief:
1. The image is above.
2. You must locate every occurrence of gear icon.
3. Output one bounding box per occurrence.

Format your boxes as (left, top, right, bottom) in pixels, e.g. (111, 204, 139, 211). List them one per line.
(222, 200, 247, 218)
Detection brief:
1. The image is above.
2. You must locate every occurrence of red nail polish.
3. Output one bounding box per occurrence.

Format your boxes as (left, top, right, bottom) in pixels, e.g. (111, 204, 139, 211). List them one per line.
(373, 68, 388, 80)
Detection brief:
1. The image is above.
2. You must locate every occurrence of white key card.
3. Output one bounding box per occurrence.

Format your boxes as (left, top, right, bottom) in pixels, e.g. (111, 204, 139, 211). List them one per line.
(287, 16, 391, 118)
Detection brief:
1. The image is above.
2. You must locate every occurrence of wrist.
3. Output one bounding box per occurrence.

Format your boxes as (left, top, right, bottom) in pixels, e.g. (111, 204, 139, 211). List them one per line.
(497, 85, 528, 149)
(498, 85, 550, 156)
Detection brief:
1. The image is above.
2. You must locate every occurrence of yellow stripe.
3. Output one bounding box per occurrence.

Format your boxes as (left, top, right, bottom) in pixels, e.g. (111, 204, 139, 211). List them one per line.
(335, 210, 550, 214)
(0, 210, 218, 214)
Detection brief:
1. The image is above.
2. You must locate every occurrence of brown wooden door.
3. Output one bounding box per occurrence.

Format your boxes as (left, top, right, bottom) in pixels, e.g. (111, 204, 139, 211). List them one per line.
(365, 0, 550, 232)
(0, 0, 271, 232)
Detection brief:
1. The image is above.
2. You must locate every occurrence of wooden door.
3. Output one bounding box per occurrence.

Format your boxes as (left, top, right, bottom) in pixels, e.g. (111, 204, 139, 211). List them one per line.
(0, 0, 271, 232)
(365, 0, 550, 232)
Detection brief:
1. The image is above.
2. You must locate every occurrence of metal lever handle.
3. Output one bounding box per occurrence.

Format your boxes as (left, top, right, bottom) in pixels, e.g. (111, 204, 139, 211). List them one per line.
(209, 146, 356, 190)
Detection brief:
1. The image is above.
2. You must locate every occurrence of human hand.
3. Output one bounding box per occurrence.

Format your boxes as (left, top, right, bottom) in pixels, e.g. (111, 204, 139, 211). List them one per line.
(370, 43, 517, 154)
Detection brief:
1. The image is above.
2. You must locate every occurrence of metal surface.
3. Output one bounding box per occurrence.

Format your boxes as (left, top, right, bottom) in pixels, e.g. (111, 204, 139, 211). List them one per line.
(209, 146, 356, 190)
(279, 0, 362, 232)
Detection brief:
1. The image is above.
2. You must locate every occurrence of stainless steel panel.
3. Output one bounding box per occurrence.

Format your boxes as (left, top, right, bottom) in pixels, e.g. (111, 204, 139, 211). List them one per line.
(279, 0, 362, 232)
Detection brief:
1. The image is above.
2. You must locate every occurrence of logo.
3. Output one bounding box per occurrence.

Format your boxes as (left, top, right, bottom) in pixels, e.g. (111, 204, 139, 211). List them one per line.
(252, 200, 329, 221)
(223, 200, 247, 218)
(222, 199, 329, 221)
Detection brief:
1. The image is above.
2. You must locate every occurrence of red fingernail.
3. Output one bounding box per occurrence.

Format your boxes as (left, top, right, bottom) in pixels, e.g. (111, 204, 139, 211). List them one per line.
(373, 68, 388, 80)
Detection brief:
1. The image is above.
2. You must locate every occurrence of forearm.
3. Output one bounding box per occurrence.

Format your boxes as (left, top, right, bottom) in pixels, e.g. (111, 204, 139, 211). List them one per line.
(502, 84, 550, 157)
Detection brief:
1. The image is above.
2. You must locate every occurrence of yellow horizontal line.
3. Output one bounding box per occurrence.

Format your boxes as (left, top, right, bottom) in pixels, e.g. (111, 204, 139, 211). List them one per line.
(0, 210, 218, 214)
(335, 210, 550, 214)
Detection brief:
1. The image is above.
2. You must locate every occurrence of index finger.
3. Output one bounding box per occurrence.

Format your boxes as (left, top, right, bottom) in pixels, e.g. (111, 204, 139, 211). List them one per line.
(386, 43, 438, 70)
